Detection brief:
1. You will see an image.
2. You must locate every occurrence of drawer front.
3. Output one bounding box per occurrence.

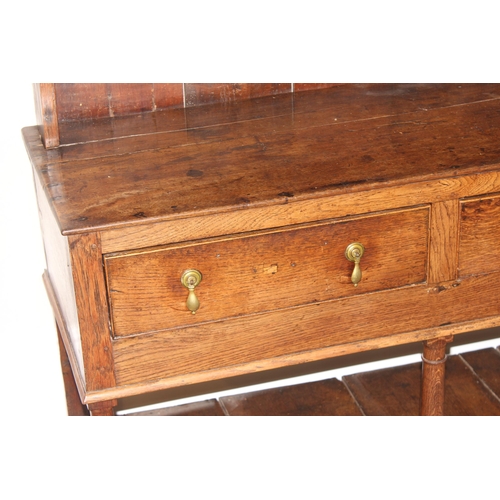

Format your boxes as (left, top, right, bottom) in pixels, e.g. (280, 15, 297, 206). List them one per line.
(104, 207, 429, 337)
(459, 194, 500, 277)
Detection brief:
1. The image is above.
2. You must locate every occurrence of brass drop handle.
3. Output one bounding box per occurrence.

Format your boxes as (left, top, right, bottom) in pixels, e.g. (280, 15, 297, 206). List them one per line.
(345, 242, 365, 287)
(181, 269, 203, 314)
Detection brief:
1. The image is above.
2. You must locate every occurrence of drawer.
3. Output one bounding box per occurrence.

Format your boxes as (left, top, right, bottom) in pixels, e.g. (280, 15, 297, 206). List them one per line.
(104, 207, 429, 338)
(459, 194, 500, 277)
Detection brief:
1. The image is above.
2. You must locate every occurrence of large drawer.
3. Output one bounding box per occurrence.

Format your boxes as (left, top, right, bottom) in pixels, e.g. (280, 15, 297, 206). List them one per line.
(104, 207, 429, 338)
(459, 194, 500, 277)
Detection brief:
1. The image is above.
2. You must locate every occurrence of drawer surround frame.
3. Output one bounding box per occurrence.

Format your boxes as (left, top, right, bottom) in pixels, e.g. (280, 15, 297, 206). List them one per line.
(25, 83, 500, 415)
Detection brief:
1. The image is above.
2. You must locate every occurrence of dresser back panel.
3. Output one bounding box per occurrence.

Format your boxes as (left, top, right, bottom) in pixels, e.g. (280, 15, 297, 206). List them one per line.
(34, 83, 345, 148)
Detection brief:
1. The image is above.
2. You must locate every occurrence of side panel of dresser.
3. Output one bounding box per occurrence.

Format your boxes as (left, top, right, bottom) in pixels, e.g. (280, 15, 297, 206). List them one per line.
(34, 173, 84, 393)
(34, 172, 116, 403)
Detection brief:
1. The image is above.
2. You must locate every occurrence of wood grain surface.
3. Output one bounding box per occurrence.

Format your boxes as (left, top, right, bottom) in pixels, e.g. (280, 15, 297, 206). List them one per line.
(127, 347, 500, 416)
(23, 84, 500, 235)
(105, 207, 428, 336)
(68, 233, 116, 393)
(27, 83, 500, 412)
(459, 194, 500, 277)
(460, 348, 500, 397)
(420, 336, 454, 415)
(219, 378, 363, 416)
(428, 200, 460, 283)
(98, 171, 500, 253)
(54, 83, 185, 121)
(33, 83, 60, 148)
(184, 83, 291, 107)
(344, 352, 500, 416)
(111, 272, 500, 388)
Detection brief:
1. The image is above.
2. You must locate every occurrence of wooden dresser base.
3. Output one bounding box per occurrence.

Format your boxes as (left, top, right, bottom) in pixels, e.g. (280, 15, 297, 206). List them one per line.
(26, 83, 500, 416)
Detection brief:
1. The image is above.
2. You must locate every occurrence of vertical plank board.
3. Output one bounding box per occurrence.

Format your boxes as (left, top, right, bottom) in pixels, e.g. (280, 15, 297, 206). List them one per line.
(33, 83, 60, 148)
(153, 83, 184, 109)
(68, 232, 116, 393)
(107, 83, 155, 116)
(184, 83, 291, 107)
(55, 83, 110, 121)
(428, 200, 460, 283)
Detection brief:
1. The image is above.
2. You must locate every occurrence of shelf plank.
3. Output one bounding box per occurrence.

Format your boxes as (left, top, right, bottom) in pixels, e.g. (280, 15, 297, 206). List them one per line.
(219, 379, 363, 416)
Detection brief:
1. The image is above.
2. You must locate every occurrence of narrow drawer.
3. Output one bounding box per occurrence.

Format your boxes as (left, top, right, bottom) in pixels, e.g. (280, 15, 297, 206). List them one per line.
(104, 207, 429, 337)
(459, 194, 500, 277)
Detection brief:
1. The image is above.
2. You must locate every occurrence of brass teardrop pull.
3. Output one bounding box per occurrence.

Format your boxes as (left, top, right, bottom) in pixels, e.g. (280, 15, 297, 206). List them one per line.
(181, 269, 203, 314)
(345, 243, 365, 287)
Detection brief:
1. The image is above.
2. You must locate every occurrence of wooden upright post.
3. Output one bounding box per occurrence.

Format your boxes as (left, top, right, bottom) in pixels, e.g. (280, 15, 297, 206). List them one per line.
(420, 335, 454, 415)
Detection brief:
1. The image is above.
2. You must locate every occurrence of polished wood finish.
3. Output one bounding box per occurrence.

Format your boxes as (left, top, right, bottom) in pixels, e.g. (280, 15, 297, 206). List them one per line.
(420, 336, 454, 416)
(24, 84, 500, 415)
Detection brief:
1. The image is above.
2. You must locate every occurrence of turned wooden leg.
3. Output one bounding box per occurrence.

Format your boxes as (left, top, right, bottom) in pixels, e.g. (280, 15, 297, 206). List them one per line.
(87, 400, 118, 416)
(56, 323, 90, 416)
(420, 335, 453, 416)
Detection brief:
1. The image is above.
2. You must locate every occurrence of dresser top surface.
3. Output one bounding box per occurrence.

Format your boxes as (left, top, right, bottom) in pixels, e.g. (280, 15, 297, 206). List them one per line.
(24, 83, 500, 234)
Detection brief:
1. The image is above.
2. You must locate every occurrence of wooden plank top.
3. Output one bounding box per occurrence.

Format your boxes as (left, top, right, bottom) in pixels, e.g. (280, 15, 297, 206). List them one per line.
(23, 84, 500, 235)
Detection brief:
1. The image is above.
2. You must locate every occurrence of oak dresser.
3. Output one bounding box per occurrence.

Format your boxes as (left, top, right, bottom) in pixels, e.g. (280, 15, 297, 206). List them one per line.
(23, 83, 500, 415)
